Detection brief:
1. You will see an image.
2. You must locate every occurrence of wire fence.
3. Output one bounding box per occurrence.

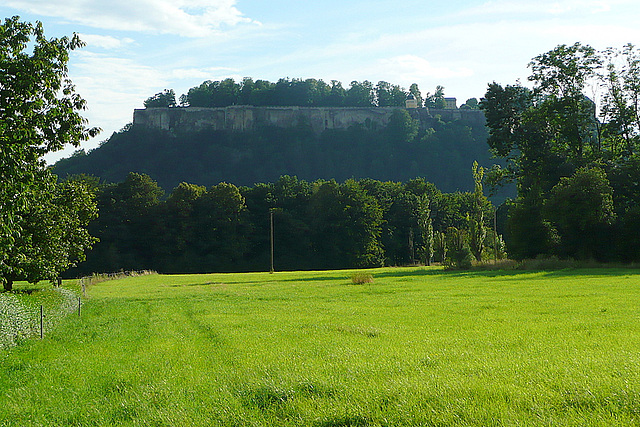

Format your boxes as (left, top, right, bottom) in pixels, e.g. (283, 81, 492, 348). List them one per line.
(0, 287, 79, 350)
(1, 270, 157, 350)
(77, 270, 157, 296)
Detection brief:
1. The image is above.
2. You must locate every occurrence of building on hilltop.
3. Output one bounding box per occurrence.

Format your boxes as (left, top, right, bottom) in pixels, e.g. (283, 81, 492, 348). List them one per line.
(444, 97, 457, 109)
(405, 94, 418, 109)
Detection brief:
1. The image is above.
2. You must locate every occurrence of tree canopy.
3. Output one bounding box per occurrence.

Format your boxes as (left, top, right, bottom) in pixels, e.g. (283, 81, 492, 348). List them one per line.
(152, 77, 449, 109)
(482, 42, 640, 261)
(0, 17, 99, 291)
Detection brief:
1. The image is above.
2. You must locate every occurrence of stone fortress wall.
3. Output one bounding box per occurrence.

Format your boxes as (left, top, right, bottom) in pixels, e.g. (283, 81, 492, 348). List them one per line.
(133, 105, 485, 134)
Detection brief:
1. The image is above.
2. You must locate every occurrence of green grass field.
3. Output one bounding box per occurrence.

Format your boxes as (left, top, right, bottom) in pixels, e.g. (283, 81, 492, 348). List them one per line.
(2, 267, 640, 426)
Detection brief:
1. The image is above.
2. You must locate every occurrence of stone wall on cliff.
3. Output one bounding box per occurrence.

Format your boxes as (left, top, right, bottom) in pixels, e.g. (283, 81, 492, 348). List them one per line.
(133, 105, 485, 134)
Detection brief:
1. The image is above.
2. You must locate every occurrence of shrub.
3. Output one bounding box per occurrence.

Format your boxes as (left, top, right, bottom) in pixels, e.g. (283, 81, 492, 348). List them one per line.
(444, 227, 473, 270)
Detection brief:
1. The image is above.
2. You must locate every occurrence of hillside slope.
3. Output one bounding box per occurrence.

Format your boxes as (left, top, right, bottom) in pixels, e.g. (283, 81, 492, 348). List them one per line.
(53, 110, 507, 196)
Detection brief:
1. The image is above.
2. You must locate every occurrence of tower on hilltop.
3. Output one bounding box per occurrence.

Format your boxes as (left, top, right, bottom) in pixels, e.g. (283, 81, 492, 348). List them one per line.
(405, 93, 418, 109)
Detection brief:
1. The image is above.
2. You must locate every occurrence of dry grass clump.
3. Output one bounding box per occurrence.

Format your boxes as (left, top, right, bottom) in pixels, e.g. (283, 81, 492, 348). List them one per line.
(350, 272, 374, 284)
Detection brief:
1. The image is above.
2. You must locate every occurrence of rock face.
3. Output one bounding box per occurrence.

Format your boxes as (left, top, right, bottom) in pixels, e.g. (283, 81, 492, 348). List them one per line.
(133, 105, 485, 134)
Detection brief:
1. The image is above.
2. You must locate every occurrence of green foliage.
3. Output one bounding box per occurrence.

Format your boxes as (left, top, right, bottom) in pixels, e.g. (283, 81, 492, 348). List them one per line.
(599, 44, 640, 156)
(78, 172, 163, 273)
(444, 227, 473, 269)
(309, 180, 384, 269)
(171, 77, 458, 110)
(460, 98, 479, 109)
(375, 81, 407, 107)
(416, 196, 434, 265)
(409, 83, 423, 107)
(505, 193, 557, 261)
(144, 89, 176, 108)
(544, 167, 615, 259)
(433, 231, 447, 263)
(468, 161, 487, 261)
(180, 77, 425, 108)
(0, 17, 99, 291)
(423, 85, 446, 108)
(385, 109, 419, 143)
(483, 43, 640, 262)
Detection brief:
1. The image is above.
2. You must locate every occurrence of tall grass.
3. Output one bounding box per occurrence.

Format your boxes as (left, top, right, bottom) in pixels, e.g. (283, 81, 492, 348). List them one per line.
(0, 284, 80, 350)
(0, 293, 34, 349)
(1, 267, 640, 426)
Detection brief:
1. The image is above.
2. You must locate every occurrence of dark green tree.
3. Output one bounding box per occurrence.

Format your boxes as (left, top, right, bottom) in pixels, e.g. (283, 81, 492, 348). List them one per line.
(599, 44, 640, 156)
(424, 85, 446, 108)
(543, 166, 615, 259)
(144, 89, 176, 108)
(433, 231, 447, 264)
(375, 81, 406, 107)
(268, 176, 314, 269)
(505, 192, 558, 260)
(309, 180, 384, 268)
(468, 161, 487, 261)
(385, 109, 419, 143)
(444, 227, 473, 269)
(161, 182, 207, 271)
(190, 182, 247, 271)
(409, 83, 423, 108)
(345, 80, 375, 107)
(86, 173, 164, 272)
(460, 98, 479, 109)
(416, 195, 434, 265)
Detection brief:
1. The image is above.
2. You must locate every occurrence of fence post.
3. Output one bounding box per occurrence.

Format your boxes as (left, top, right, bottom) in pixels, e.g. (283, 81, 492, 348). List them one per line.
(40, 305, 44, 339)
(78, 297, 81, 317)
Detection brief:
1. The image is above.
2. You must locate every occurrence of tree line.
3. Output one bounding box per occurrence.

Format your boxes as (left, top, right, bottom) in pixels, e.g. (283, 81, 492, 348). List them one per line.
(144, 78, 480, 109)
(482, 42, 640, 262)
(65, 171, 502, 277)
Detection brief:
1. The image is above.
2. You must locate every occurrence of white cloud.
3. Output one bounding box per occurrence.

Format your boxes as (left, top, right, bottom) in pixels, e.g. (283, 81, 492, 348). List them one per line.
(377, 55, 474, 82)
(170, 66, 239, 80)
(4, 0, 257, 37)
(77, 34, 135, 50)
(463, 0, 627, 16)
(58, 51, 171, 159)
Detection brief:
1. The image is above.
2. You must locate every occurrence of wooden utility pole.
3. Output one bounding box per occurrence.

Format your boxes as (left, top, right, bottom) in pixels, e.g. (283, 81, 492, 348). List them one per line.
(494, 206, 498, 263)
(270, 209, 274, 274)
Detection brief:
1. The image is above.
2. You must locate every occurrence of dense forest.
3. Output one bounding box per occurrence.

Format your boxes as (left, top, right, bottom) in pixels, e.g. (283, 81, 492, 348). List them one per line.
(53, 108, 504, 197)
(64, 172, 501, 277)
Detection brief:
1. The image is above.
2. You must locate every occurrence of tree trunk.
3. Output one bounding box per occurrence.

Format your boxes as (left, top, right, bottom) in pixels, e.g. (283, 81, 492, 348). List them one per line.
(3, 278, 13, 292)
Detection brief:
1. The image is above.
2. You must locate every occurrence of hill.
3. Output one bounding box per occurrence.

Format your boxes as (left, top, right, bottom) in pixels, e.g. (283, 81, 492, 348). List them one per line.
(53, 105, 510, 197)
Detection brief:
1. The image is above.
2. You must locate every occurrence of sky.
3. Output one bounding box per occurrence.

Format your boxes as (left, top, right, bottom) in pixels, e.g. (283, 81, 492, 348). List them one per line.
(2, 0, 640, 163)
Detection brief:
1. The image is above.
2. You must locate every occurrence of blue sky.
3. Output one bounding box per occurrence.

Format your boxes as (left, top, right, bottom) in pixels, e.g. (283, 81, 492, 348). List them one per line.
(2, 0, 640, 163)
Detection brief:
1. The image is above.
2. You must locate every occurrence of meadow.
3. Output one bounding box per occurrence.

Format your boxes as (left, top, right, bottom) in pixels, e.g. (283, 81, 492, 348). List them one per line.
(1, 267, 640, 426)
